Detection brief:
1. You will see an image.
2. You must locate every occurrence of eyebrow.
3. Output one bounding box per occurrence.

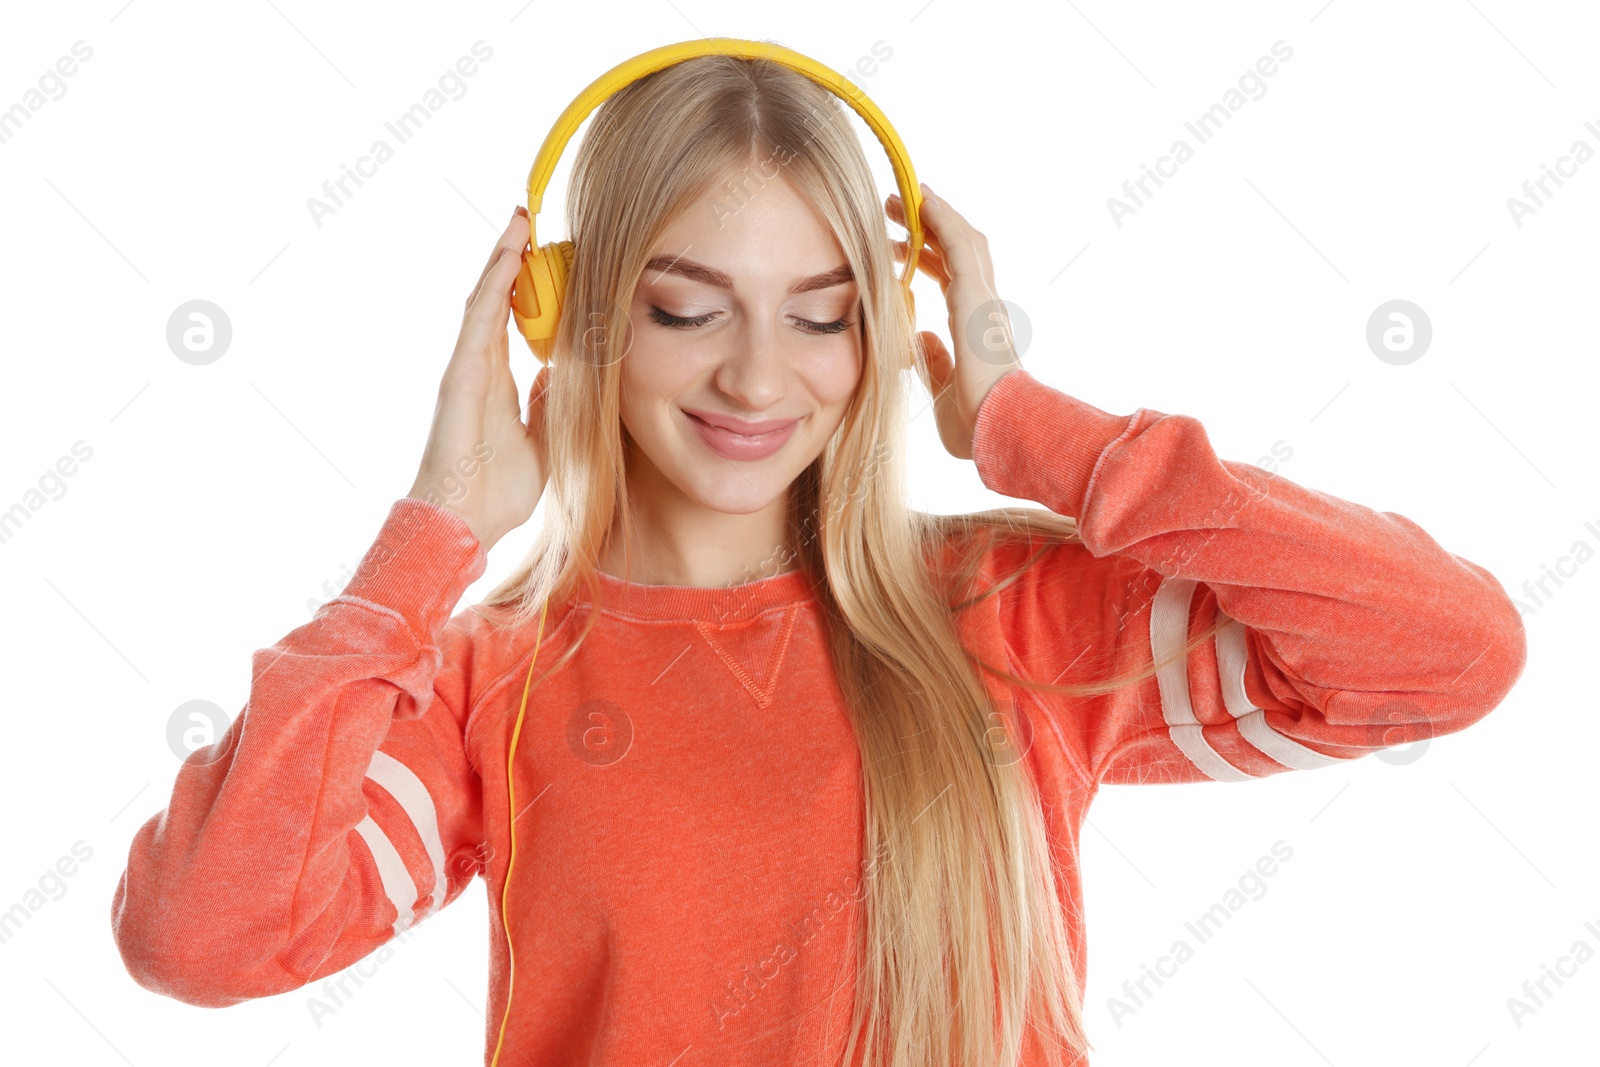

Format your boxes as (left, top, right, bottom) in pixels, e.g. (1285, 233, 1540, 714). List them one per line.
(642, 254, 854, 294)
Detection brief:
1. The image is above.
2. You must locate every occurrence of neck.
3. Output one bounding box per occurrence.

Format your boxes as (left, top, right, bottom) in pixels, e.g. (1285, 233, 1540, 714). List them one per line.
(598, 459, 800, 590)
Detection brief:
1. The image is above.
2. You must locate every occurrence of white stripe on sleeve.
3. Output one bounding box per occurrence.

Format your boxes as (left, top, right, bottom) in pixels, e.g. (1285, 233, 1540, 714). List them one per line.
(366, 750, 451, 920)
(1215, 612, 1353, 771)
(353, 814, 418, 937)
(1151, 578, 1256, 782)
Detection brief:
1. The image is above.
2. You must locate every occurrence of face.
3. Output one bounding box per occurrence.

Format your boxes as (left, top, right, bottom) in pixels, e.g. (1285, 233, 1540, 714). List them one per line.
(615, 166, 864, 518)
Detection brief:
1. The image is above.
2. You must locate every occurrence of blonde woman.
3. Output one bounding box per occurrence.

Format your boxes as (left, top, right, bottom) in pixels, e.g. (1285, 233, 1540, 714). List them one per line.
(111, 51, 1527, 1067)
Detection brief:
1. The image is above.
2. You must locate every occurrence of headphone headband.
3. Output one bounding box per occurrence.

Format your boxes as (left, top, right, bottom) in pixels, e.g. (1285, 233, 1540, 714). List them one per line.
(522, 37, 925, 300)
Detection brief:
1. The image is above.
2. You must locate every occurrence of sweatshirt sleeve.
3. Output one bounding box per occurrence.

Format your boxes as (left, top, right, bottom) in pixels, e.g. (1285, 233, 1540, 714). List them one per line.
(969, 368, 1528, 787)
(111, 497, 491, 1006)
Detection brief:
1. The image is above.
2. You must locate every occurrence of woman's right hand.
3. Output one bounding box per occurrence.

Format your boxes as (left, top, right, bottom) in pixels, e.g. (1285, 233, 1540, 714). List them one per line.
(407, 206, 549, 554)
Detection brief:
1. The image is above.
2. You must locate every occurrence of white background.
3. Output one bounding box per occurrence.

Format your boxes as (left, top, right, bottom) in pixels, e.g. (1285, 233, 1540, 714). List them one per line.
(1, 1, 1594, 1064)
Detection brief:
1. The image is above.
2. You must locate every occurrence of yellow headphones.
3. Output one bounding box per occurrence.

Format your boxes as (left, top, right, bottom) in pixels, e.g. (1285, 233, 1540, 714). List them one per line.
(493, 39, 925, 1063)
(507, 35, 927, 364)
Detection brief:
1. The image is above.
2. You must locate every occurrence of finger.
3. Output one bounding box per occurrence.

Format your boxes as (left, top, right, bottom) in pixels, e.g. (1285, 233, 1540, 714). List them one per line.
(920, 331, 962, 450)
(886, 195, 950, 269)
(885, 189, 942, 225)
(462, 245, 524, 349)
(892, 246, 948, 292)
(889, 189, 984, 262)
(910, 184, 967, 229)
(473, 210, 529, 298)
(890, 235, 947, 268)
(465, 243, 517, 320)
(470, 208, 531, 304)
(891, 238, 950, 288)
(918, 331, 955, 390)
(885, 192, 934, 239)
(885, 191, 906, 225)
(905, 192, 993, 285)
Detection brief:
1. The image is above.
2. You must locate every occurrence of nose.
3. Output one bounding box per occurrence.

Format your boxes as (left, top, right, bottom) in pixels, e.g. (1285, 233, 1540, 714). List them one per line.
(713, 315, 789, 414)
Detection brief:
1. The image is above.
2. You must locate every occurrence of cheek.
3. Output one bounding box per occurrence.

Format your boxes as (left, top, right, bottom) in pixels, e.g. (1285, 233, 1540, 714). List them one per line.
(616, 359, 660, 447)
(618, 334, 696, 415)
(806, 341, 864, 409)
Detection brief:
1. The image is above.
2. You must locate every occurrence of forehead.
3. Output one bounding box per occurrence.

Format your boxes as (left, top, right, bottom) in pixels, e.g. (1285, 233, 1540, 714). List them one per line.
(640, 170, 853, 290)
(640, 252, 853, 295)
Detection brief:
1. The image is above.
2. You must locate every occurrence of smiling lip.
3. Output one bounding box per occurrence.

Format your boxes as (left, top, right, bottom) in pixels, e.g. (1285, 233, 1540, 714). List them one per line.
(682, 408, 801, 461)
(681, 409, 800, 435)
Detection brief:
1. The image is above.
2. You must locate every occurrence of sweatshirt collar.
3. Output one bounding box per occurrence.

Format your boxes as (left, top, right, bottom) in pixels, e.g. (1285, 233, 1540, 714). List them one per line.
(582, 565, 822, 623)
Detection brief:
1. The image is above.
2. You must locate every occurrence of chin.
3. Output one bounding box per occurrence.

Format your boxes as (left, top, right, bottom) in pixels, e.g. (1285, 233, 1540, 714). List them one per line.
(680, 471, 790, 516)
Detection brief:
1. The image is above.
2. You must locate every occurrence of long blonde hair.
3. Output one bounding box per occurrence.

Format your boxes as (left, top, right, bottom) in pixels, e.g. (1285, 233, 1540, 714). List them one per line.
(480, 49, 1228, 1067)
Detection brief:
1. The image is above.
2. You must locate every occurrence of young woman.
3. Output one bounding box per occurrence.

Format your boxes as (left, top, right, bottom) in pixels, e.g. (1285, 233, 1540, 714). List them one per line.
(111, 52, 1527, 1067)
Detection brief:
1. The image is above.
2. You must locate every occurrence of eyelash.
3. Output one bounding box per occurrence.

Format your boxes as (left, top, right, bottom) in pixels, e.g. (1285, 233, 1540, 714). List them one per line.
(647, 306, 856, 335)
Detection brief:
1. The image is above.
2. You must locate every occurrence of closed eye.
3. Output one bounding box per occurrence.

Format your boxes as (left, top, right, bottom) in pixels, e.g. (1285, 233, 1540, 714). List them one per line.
(647, 306, 856, 335)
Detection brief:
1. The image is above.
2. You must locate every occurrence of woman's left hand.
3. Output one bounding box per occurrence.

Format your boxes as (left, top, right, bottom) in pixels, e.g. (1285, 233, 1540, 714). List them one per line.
(888, 183, 1021, 461)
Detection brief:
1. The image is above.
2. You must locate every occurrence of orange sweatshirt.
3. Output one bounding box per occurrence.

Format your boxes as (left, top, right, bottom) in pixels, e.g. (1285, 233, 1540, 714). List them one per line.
(110, 368, 1527, 1065)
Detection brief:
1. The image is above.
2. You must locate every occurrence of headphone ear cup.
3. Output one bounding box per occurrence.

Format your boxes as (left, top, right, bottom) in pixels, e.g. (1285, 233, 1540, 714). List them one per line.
(510, 240, 575, 364)
(551, 238, 575, 286)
